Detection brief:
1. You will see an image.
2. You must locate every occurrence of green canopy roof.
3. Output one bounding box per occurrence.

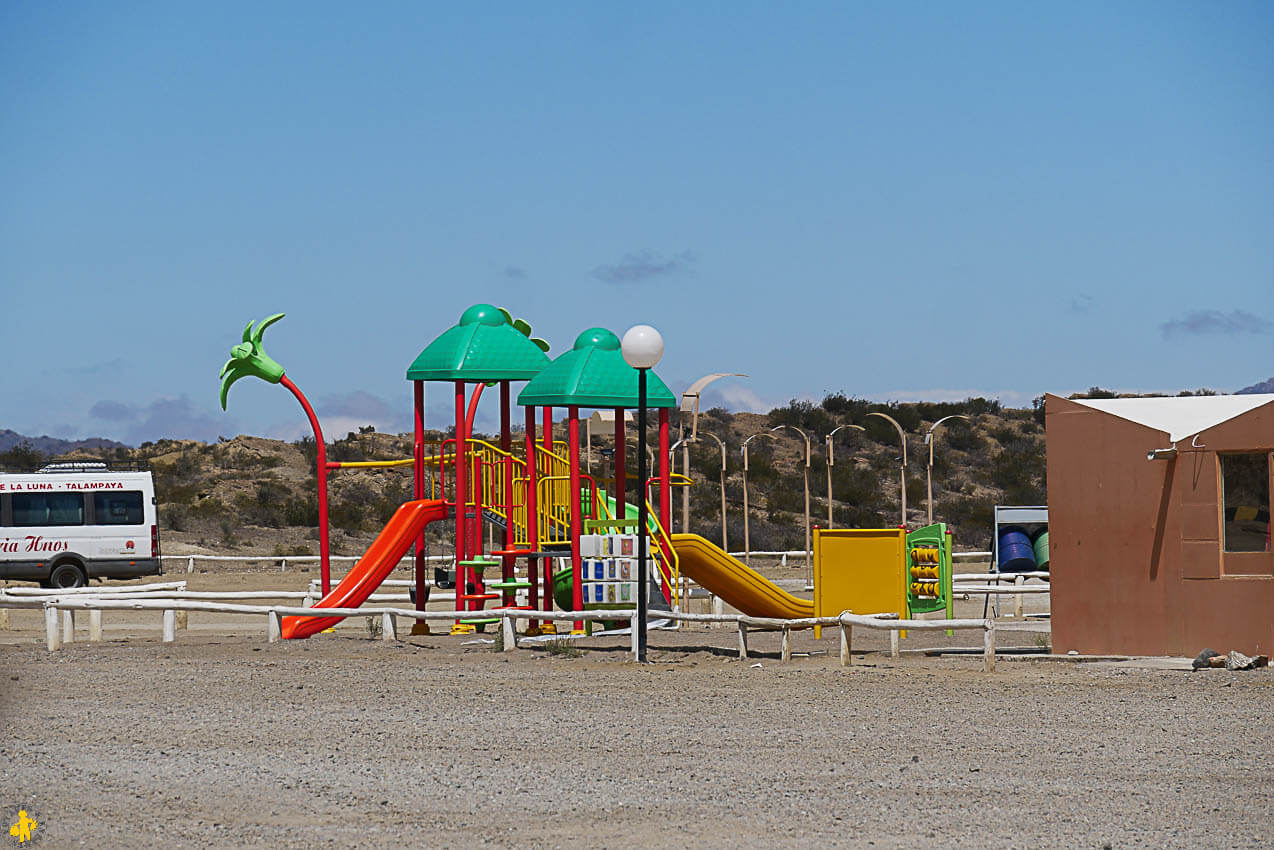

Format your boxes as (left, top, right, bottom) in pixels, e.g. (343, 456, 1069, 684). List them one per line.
(517, 328, 676, 409)
(406, 304, 551, 382)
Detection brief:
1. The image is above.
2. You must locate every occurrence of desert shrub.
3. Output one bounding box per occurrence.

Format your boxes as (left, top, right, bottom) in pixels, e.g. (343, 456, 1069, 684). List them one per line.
(947, 428, 983, 456)
(189, 497, 228, 520)
(991, 438, 1046, 504)
(293, 436, 318, 468)
(905, 475, 926, 507)
(164, 505, 190, 532)
(0, 441, 47, 471)
(766, 485, 803, 515)
(285, 495, 319, 527)
(942, 495, 995, 543)
(988, 425, 1017, 444)
(769, 400, 834, 435)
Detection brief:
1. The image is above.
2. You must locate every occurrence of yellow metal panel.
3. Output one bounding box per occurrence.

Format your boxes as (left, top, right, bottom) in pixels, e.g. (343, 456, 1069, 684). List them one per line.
(814, 528, 907, 618)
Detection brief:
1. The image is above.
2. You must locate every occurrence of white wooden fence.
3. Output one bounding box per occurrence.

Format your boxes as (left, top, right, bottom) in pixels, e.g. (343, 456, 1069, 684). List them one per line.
(7, 589, 997, 672)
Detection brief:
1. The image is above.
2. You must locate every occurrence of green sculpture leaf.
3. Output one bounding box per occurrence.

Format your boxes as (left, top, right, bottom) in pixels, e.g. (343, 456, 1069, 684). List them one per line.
(219, 313, 287, 410)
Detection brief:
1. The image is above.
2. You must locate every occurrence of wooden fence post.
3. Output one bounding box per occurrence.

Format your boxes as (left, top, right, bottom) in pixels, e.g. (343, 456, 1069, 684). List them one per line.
(737, 622, 749, 659)
(381, 611, 397, 642)
(983, 620, 996, 672)
(1013, 575, 1024, 619)
(839, 622, 852, 667)
(267, 610, 281, 643)
(187, 556, 195, 573)
(89, 609, 103, 642)
(780, 627, 791, 662)
(44, 606, 60, 652)
(162, 609, 176, 643)
(0, 607, 8, 631)
(501, 614, 516, 653)
(889, 629, 900, 658)
(61, 610, 75, 644)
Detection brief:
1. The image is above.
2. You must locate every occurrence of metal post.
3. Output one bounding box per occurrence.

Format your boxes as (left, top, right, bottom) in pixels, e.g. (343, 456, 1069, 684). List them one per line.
(636, 369, 649, 663)
(924, 415, 970, 526)
(867, 412, 908, 527)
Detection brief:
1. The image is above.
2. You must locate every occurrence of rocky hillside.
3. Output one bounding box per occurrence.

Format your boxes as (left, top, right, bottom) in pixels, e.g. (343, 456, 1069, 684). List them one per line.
(2, 394, 1053, 554)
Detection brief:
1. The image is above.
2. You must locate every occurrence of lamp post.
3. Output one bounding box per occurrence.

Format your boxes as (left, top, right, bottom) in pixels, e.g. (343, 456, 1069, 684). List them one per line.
(825, 423, 866, 529)
(741, 432, 776, 566)
(924, 415, 970, 525)
(701, 432, 729, 551)
(621, 324, 663, 664)
(866, 411, 909, 527)
(678, 373, 746, 533)
(769, 425, 810, 578)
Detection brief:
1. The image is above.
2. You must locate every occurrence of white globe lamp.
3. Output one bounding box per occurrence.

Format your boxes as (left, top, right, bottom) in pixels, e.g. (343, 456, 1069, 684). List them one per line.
(621, 325, 664, 370)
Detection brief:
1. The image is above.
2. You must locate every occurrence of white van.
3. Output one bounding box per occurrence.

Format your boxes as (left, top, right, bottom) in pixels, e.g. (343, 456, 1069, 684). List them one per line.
(0, 463, 162, 588)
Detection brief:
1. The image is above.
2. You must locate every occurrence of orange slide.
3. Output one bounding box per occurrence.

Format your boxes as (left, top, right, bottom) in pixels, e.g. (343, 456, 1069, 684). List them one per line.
(670, 533, 814, 619)
(282, 499, 448, 639)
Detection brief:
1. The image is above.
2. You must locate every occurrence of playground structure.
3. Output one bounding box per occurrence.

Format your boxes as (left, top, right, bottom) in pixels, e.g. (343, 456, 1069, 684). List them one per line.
(219, 305, 980, 645)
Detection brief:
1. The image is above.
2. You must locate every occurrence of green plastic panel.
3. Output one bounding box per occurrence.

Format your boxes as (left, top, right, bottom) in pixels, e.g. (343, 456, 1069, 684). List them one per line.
(905, 523, 953, 618)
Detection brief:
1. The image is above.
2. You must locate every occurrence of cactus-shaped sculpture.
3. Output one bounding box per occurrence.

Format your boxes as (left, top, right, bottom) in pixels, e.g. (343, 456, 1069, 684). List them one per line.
(218, 314, 333, 594)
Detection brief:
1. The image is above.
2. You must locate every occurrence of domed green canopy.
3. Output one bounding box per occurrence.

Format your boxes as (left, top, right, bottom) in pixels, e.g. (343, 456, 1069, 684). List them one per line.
(517, 328, 676, 409)
(406, 304, 551, 382)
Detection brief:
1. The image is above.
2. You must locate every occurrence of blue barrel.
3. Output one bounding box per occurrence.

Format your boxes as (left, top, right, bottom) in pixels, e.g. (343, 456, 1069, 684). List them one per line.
(997, 527, 1037, 573)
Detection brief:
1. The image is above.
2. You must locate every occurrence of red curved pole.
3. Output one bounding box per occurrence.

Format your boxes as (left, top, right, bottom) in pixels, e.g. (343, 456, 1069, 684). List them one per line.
(279, 374, 330, 595)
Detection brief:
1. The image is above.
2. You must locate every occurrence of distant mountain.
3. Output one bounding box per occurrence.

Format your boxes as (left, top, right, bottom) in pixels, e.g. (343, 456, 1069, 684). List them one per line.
(1237, 377, 1274, 394)
(0, 429, 128, 455)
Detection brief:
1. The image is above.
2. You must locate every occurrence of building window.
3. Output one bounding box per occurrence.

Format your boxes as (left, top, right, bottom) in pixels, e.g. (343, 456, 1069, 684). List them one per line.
(1220, 453, 1271, 553)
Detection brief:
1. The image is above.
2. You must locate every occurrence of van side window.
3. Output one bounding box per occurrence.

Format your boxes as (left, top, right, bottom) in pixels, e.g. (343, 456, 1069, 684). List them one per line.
(13, 493, 85, 526)
(93, 491, 144, 526)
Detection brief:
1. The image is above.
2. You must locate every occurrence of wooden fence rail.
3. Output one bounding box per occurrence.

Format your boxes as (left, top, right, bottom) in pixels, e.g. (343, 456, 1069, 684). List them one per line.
(26, 594, 996, 671)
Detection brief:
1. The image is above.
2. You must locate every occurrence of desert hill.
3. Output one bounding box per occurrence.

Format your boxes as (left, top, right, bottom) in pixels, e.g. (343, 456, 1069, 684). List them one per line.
(1, 395, 1054, 555)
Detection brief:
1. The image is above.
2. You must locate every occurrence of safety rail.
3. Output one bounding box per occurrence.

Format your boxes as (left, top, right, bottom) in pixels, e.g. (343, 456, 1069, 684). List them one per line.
(24, 595, 996, 670)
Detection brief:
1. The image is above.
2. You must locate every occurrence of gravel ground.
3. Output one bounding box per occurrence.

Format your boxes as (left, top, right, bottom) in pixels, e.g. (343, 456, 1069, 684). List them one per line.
(1, 572, 1271, 848)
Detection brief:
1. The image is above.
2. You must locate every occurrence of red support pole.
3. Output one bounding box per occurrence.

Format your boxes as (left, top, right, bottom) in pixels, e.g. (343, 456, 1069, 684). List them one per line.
(454, 381, 467, 614)
(500, 382, 514, 594)
(568, 405, 583, 632)
(613, 407, 626, 520)
(524, 406, 541, 628)
(279, 375, 330, 596)
(413, 380, 427, 614)
(465, 383, 486, 560)
(542, 406, 553, 618)
(659, 408, 671, 534)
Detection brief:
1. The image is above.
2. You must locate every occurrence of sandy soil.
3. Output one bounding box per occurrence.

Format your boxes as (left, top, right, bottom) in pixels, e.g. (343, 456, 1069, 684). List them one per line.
(1, 568, 1270, 848)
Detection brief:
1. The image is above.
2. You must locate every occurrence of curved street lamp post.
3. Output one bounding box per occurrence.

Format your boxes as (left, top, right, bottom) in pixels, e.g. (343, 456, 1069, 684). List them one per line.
(924, 415, 971, 525)
(824, 423, 866, 529)
(771, 424, 812, 575)
(701, 432, 729, 551)
(741, 432, 776, 566)
(866, 412, 909, 527)
(678, 373, 746, 533)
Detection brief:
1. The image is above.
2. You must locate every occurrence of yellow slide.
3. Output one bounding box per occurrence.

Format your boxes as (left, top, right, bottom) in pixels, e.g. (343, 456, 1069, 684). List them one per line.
(670, 534, 814, 619)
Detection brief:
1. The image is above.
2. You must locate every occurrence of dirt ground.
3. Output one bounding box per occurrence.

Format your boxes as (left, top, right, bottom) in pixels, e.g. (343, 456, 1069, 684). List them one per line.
(1, 567, 1271, 849)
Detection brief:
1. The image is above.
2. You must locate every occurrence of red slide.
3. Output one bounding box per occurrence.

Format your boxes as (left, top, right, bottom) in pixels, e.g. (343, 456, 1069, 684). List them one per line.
(282, 499, 448, 639)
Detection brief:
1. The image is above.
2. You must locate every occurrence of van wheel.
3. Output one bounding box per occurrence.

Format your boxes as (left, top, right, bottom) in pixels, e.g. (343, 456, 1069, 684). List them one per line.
(48, 562, 87, 589)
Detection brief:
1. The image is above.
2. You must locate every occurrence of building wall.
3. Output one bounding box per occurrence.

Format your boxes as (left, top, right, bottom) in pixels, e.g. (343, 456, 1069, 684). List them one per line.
(1046, 395, 1274, 656)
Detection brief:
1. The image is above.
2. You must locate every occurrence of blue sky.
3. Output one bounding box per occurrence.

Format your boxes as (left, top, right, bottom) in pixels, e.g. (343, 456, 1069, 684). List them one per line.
(2, 1, 1271, 445)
